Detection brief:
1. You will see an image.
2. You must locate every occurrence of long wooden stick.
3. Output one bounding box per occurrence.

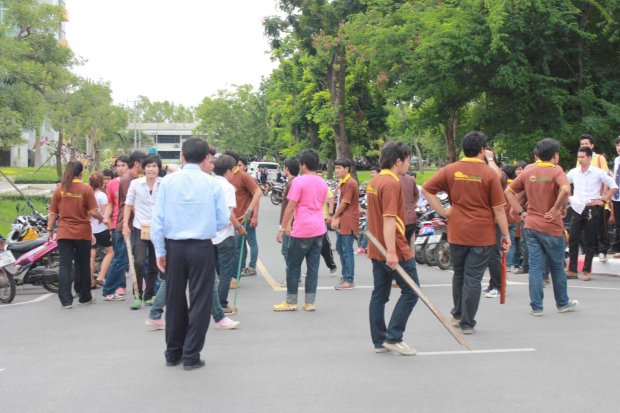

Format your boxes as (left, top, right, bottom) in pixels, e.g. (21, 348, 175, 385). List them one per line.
(365, 231, 471, 350)
(500, 252, 507, 304)
(123, 234, 141, 304)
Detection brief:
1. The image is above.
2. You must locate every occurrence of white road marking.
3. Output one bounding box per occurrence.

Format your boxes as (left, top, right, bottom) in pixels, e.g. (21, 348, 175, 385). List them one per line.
(0, 368, 5, 372)
(0, 293, 53, 308)
(417, 348, 536, 356)
(257, 259, 285, 291)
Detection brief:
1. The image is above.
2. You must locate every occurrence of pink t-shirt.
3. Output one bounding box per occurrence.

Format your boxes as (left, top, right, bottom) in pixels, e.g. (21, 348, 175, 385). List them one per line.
(106, 178, 120, 229)
(287, 174, 328, 238)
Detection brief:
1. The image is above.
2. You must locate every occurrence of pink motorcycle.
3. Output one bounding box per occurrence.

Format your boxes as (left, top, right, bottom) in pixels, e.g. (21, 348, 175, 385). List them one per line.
(0, 235, 60, 304)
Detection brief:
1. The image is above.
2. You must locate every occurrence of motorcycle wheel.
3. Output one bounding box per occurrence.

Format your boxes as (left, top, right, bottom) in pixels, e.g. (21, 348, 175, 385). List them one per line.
(424, 244, 437, 266)
(270, 191, 282, 206)
(0, 269, 16, 304)
(43, 280, 59, 294)
(434, 240, 451, 270)
(415, 244, 426, 265)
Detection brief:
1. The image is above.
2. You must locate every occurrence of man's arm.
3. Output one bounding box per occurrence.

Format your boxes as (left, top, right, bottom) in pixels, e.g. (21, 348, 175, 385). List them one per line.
(281, 200, 297, 235)
(122, 204, 134, 237)
(544, 185, 571, 220)
(383, 216, 398, 270)
(247, 188, 262, 227)
(493, 206, 510, 252)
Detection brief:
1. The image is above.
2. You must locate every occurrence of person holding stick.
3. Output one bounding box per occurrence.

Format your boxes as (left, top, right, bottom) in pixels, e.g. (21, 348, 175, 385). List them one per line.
(366, 141, 419, 355)
(422, 131, 509, 335)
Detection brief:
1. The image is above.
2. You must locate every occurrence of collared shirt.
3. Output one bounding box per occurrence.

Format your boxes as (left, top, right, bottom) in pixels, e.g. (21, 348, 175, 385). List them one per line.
(566, 165, 617, 203)
(125, 176, 162, 230)
(336, 173, 359, 234)
(613, 156, 620, 202)
(151, 164, 230, 258)
(212, 175, 236, 245)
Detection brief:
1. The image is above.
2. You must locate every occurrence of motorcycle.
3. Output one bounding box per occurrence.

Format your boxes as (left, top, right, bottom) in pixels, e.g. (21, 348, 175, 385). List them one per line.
(413, 193, 452, 270)
(270, 183, 285, 205)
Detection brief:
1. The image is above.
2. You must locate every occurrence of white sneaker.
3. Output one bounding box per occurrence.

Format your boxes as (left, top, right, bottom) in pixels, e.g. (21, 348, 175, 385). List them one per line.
(485, 288, 500, 298)
(329, 267, 338, 276)
(599, 253, 607, 263)
(383, 341, 417, 356)
(215, 316, 240, 330)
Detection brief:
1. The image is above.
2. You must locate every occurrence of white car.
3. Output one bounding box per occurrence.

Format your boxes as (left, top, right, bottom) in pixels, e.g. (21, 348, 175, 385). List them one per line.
(247, 161, 280, 181)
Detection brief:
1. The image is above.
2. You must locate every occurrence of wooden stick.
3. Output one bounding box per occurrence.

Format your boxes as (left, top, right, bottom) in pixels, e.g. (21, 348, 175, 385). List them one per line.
(123, 234, 140, 302)
(500, 252, 507, 304)
(365, 231, 471, 350)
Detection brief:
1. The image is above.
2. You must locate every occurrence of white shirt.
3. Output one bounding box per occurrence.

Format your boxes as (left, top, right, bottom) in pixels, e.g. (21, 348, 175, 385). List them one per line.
(212, 175, 236, 245)
(91, 189, 108, 234)
(567, 165, 617, 203)
(614, 156, 620, 201)
(416, 184, 428, 208)
(125, 176, 162, 230)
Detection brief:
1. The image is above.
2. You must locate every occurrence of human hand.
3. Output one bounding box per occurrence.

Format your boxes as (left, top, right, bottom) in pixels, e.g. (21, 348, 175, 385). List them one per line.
(276, 230, 283, 244)
(501, 236, 511, 253)
(586, 199, 604, 207)
(236, 226, 247, 236)
(544, 207, 560, 221)
(250, 215, 258, 228)
(122, 225, 131, 239)
(386, 251, 398, 270)
(156, 256, 166, 273)
(331, 217, 340, 230)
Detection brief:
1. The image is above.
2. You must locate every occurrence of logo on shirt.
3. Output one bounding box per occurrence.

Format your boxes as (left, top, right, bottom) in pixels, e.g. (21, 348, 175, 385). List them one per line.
(366, 184, 377, 195)
(529, 175, 552, 182)
(60, 191, 83, 198)
(454, 171, 482, 182)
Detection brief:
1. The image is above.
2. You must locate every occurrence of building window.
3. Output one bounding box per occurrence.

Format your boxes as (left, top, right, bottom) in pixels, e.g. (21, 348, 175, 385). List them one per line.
(156, 135, 180, 144)
(157, 151, 180, 160)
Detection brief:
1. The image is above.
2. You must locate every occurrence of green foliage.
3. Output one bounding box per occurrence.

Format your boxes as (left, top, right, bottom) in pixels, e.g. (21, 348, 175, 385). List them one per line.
(133, 96, 195, 123)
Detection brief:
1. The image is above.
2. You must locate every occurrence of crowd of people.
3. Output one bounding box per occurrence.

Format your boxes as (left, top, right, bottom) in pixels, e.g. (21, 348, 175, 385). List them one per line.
(45, 131, 620, 366)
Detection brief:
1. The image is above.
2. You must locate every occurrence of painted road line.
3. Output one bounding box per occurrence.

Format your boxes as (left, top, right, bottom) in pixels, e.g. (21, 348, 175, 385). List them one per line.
(417, 348, 536, 356)
(568, 285, 620, 291)
(257, 259, 285, 291)
(0, 293, 53, 308)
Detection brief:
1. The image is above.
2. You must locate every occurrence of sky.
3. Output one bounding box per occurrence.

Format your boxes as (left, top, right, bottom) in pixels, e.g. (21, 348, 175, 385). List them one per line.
(65, 0, 280, 107)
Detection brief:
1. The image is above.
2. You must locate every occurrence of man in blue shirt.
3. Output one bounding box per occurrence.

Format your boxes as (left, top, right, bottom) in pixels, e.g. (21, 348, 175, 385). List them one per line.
(151, 138, 229, 370)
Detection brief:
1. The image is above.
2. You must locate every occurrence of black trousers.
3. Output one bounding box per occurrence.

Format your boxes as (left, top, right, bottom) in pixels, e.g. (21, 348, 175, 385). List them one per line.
(58, 239, 91, 306)
(131, 228, 158, 301)
(164, 239, 215, 366)
(321, 230, 337, 270)
(568, 206, 606, 273)
(612, 201, 620, 252)
(405, 224, 416, 245)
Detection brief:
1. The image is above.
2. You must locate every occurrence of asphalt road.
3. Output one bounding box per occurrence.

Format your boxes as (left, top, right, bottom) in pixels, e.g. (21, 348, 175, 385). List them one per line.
(1, 197, 619, 412)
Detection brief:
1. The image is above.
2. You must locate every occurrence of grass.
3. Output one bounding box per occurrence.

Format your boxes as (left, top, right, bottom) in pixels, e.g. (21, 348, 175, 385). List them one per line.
(0, 166, 92, 183)
(356, 168, 437, 184)
(0, 196, 49, 236)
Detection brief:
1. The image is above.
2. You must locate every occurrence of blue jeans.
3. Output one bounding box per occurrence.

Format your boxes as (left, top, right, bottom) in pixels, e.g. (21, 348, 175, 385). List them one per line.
(286, 235, 323, 304)
(450, 244, 493, 329)
(506, 224, 518, 267)
(369, 258, 419, 348)
(149, 280, 166, 320)
(216, 236, 237, 308)
(524, 228, 570, 311)
(336, 233, 355, 283)
(103, 230, 128, 296)
(238, 224, 258, 269)
(211, 276, 225, 323)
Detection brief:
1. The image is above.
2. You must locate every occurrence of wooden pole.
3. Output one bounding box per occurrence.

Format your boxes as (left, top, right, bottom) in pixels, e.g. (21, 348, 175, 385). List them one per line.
(365, 231, 471, 350)
(500, 252, 507, 304)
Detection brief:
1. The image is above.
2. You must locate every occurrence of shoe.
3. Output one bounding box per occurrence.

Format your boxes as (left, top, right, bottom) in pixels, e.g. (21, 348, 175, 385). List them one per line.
(241, 267, 257, 277)
(355, 248, 367, 255)
(543, 278, 551, 285)
(130, 298, 142, 310)
(599, 253, 607, 263)
(214, 316, 240, 330)
(566, 271, 578, 279)
(482, 286, 491, 294)
(506, 266, 513, 273)
(144, 298, 154, 306)
(558, 299, 579, 313)
(329, 267, 338, 276)
(272, 301, 297, 312)
(530, 309, 544, 316)
(614, 252, 620, 259)
(116, 287, 126, 296)
(223, 305, 238, 315)
(514, 267, 528, 274)
(302, 303, 316, 312)
(449, 316, 461, 327)
(79, 298, 96, 305)
(334, 280, 355, 290)
(62, 304, 73, 309)
(461, 327, 475, 335)
(103, 293, 125, 301)
(183, 360, 206, 371)
(485, 288, 499, 298)
(96, 279, 104, 286)
(374, 346, 390, 353)
(166, 359, 181, 367)
(582, 272, 591, 281)
(383, 341, 417, 356)
(230, 279, 238, 289)
(146, 318, 165, 330)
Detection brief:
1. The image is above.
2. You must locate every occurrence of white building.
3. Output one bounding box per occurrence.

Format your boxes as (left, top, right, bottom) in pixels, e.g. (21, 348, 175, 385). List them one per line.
(127, 123, 198, 163)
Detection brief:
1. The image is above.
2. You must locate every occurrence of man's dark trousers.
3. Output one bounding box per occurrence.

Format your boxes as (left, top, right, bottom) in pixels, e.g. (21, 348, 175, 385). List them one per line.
(568, 206, 604, 273)
(165, 239, 215, 366)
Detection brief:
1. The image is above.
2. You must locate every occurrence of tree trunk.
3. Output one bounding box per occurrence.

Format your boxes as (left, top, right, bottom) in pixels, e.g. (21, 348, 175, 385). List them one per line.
(70, 134, 77, 161)
(444, 109, 459, 163)
(412, 137, 424, 173)
(328, 45, 353, 172)
(34, 128, 42, 168)
(56, 129, 63, 177)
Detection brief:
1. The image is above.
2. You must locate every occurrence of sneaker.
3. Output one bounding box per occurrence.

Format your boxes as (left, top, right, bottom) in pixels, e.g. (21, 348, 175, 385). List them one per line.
(103, 293, 124, 301)
(116, 287, 126, 296)
(374, 346, 390, 353)
(224, 305, 238, 315)
(302, 303, 316, 312)
(214, 316, 240, 330)
(449, 316, 461, 327)
(514, 267, 528, 274)
(566, 271, 578, 279)
(242, 267, 257, 277)
(130, 298, 142, 310)
(485, 288, 499, 298)
(582, 272, 591, 281)
(334, 280, 355, 290)
(79, 298, 96, 305)
(482, 286, 491, 294)
(557, 299, 579, 313)
(146, 318, 165, 330)
(62, 304, 73, 309)
(506, 266, 513, 273)
(530, 309, 544, 316)
(599, 253, 607, 263)
(355, 248, 366, 255)
(543, 277, 551, 285)
(272, 301, 297, 312)
(383, 341, 417, 356)
(144, 298, 154, 306)
(460, 327, 475, 335)
(329, 267, 338, 276)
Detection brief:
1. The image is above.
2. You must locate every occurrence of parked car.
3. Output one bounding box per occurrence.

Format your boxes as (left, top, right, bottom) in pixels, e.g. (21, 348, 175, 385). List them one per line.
(247, 161, 280, 181)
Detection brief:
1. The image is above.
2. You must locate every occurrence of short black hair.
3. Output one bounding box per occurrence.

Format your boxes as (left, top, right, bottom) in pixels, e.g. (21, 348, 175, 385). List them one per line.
(208, 145, 217, 156)
(578, 146, 593, 157)
(128, 151, 146, 168)
(334, 158, 352, 170)
(223, 150, 240, 163)
(183, 138, 209, 164)
(502, 165, 516, 180)
(535, 138, 561, 162)
(615, 136, 620, 145)
(238, 156, 248, 166)
(462, 131, 487, 157)
(141, 154, 162, 170)
(115, 155, 129, 167)
(370, 165, 380, 173)
(214, 154, 236, 176)
(284, 157, 300, 177)
(298, 149, 320, 171)
(102, 169, 115, 178)
(379, 141, 411, 169)
(516, 161, 527, 169)
(580, 134, 594, 145)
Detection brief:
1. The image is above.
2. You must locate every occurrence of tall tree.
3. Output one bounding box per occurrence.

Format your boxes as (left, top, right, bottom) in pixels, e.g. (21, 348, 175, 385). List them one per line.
(133, 96, 195, 123)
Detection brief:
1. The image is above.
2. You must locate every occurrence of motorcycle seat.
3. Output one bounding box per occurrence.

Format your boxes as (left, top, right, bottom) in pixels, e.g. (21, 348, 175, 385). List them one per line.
(7, 237, 46, 252)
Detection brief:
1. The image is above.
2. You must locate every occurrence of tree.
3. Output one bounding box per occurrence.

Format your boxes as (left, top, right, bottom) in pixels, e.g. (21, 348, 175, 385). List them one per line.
(133, 96, 195, 123)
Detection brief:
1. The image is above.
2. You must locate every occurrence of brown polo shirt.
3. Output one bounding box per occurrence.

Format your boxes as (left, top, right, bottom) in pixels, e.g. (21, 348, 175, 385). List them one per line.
(279, 176, 295, 224)
(367, 170, 413, 262)
(230, 167, 259, 219)
(115, 170, 138, 231)
(337, 174, 359, 234)
(423, 157, 505, 246)
(49, 179, 98, 241)
(400, 173, 419, 225)
(508, 161, 570, 237)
